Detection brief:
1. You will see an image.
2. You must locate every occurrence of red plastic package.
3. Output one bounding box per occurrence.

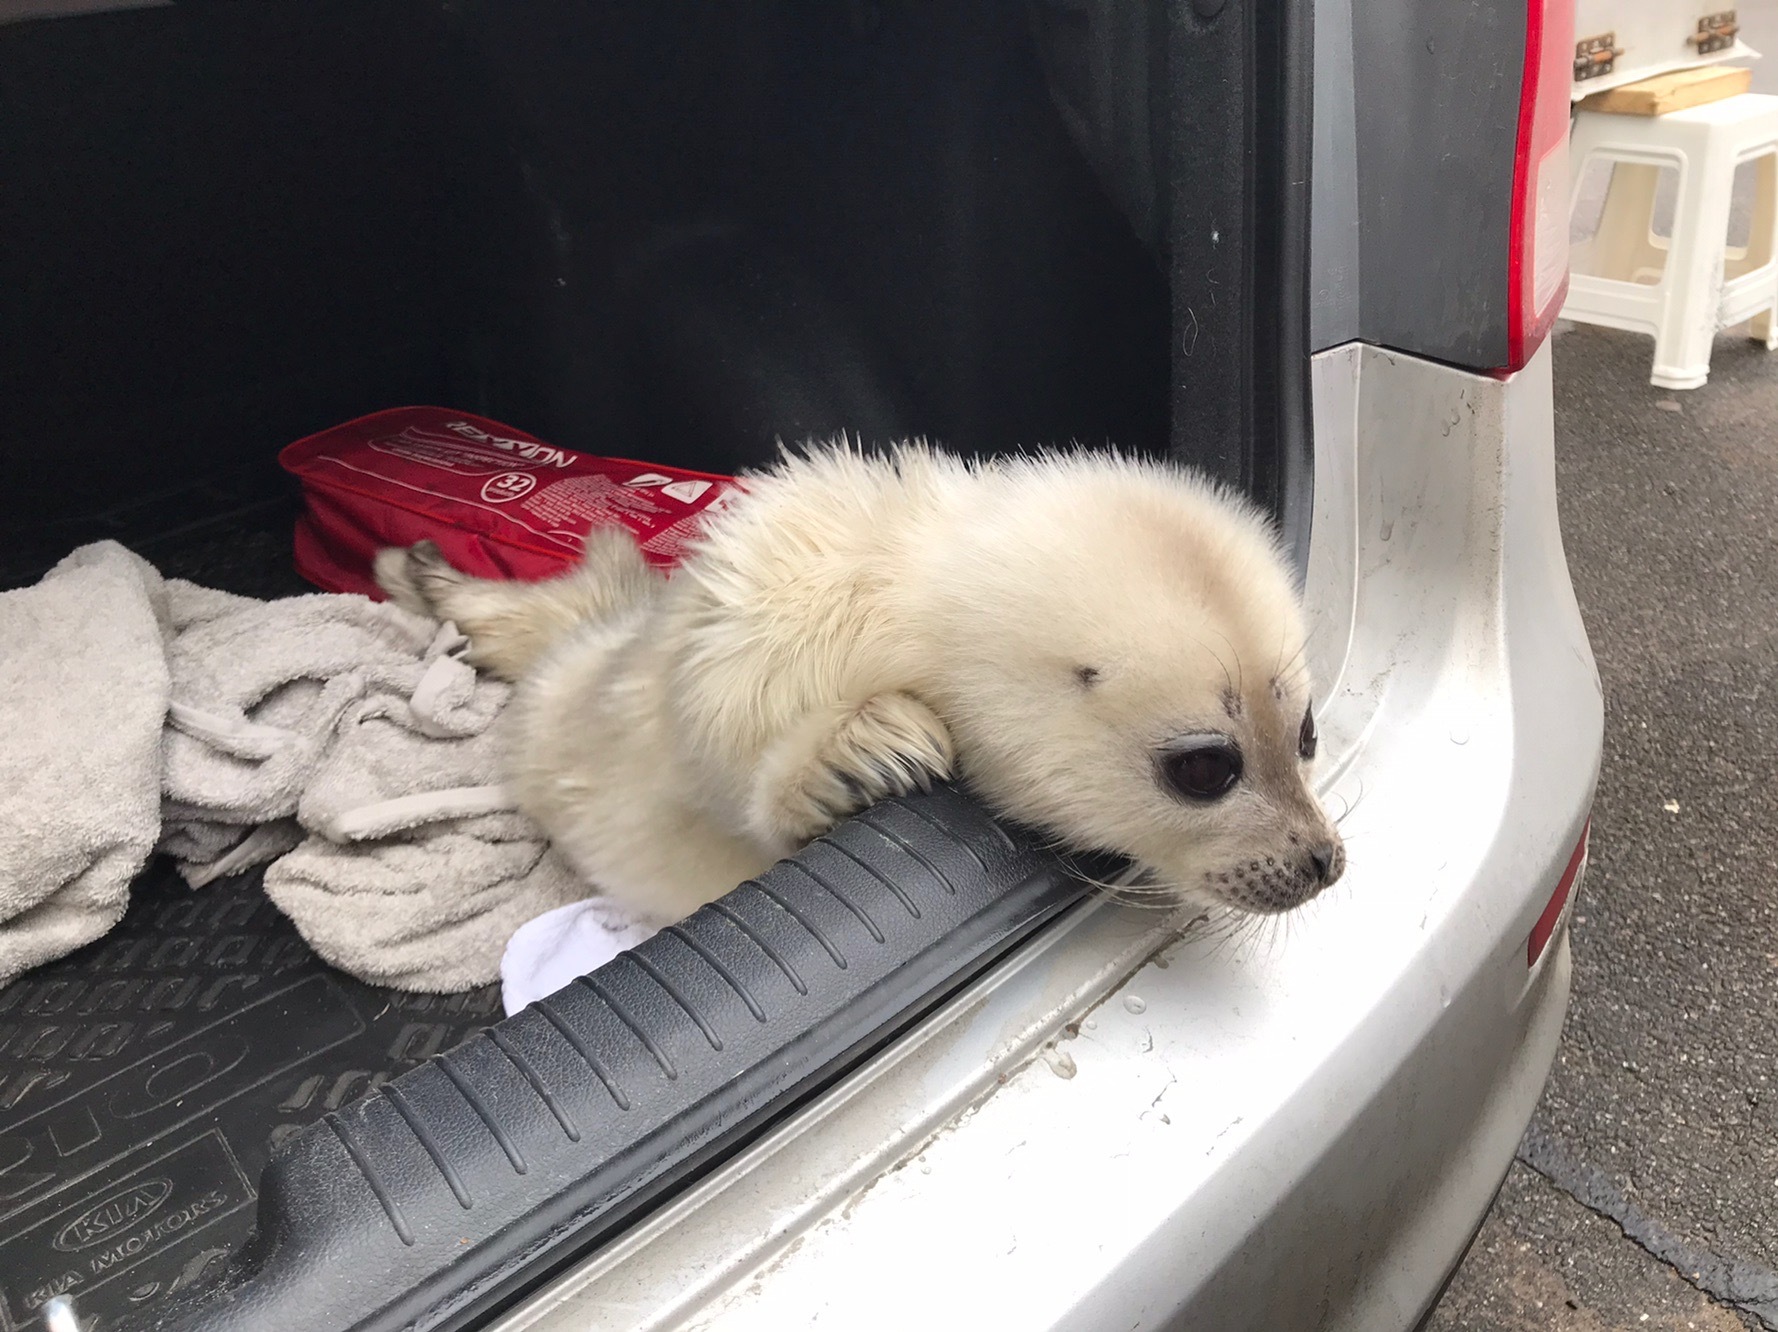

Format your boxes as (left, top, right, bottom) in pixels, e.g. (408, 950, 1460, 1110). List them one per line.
(279, 407, 739, 597)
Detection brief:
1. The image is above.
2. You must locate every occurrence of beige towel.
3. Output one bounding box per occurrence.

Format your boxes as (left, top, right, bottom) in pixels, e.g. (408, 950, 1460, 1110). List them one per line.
(1, 542, 620, 995)
(0, 543, 169, 984)
(265, 659, 587, 992)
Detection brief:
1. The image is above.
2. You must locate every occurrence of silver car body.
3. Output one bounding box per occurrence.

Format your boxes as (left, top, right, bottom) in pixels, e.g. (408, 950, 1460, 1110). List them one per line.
(490, 338, 1603, 1331)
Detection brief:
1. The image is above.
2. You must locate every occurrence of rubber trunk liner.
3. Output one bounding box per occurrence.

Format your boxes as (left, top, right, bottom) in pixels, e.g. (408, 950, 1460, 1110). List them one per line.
(126, 789, 1088, 1332)
(0, 863, 504, 1331)
(1, 489, 507, 1330)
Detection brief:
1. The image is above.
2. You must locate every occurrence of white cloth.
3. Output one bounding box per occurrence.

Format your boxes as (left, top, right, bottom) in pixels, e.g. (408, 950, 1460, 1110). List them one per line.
(499, 898, 660, 1016)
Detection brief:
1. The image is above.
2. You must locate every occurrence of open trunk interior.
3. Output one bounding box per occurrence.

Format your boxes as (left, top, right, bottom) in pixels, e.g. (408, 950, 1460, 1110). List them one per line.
(0, 2, 1309, 1327)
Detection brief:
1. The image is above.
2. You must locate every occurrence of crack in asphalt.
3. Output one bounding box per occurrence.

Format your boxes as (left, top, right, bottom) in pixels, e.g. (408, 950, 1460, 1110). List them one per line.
(1518, 1119, 1778, 1330)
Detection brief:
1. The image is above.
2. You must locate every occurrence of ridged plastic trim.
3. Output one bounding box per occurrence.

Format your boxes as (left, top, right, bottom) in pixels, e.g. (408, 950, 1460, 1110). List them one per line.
(129, 786, 1092, 1332)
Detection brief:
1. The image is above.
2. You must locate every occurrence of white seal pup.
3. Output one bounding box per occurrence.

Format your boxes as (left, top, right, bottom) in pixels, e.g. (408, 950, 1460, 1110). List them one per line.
(376, 443, 1345, 923)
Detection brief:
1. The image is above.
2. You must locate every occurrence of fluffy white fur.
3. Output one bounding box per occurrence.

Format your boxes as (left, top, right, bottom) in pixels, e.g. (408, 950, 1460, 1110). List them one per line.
(376, 443, 1344, 924)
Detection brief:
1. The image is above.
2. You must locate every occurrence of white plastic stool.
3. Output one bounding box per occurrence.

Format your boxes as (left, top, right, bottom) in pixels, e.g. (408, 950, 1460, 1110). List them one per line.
(1565, 93, 1778, 390)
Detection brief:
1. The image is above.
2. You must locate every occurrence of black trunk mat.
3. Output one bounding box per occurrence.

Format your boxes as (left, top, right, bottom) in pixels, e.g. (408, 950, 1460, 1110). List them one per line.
(0, 487, 502, 1331)
(0, 865, 503, 1331)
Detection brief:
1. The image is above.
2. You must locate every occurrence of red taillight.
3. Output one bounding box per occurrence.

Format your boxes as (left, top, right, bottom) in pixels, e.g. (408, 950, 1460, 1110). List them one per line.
(1503, 0, 1576, 372)
(1527, 820, 1589, 967)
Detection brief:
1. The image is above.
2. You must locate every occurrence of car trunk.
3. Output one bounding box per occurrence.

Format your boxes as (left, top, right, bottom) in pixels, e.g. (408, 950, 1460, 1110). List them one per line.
(0, 2, 1314, 1328)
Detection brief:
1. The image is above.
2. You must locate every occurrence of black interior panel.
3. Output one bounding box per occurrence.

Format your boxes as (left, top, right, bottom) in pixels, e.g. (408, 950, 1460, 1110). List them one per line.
(0, 0, 1171, 528)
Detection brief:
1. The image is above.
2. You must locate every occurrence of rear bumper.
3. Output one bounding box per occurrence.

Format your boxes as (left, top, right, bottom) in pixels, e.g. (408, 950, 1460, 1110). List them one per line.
(489, 340, 1602, 1332)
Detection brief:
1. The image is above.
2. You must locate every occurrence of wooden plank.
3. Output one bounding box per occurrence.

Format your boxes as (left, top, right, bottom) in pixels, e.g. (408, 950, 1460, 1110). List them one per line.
(1579, 64, 1753, 116)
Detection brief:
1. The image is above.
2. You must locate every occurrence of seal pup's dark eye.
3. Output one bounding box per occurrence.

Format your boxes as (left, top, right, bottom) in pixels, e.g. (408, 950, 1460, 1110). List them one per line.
(1298, 707, 1318, 761)
(1160, 738, 1244, 802)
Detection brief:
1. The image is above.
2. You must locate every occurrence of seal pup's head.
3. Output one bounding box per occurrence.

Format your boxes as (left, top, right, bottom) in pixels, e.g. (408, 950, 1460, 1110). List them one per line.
(905, 451, 1344, 914)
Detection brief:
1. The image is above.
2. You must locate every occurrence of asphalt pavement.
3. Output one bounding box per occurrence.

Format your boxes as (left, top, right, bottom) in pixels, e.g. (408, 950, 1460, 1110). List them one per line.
(1425, 322, 1778, 1331)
